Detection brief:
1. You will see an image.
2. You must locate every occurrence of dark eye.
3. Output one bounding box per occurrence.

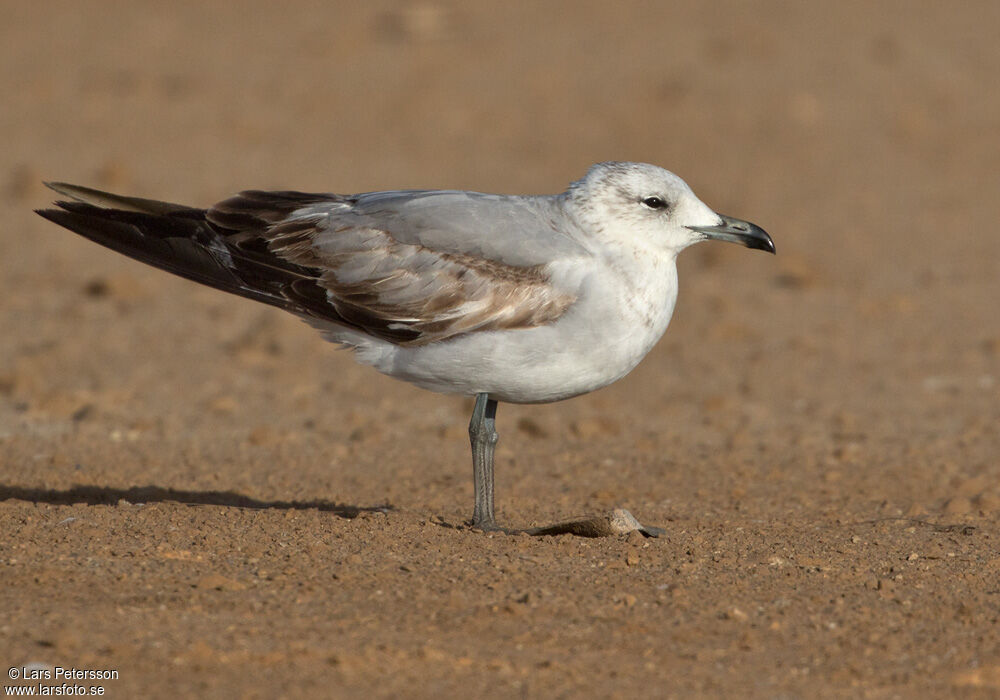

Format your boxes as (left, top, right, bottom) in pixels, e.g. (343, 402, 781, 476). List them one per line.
(641, 196, 668, 210)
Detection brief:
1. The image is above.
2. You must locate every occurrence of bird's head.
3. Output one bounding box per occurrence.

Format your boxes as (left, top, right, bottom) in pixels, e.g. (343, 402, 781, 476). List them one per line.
(568, 161, 774, 256)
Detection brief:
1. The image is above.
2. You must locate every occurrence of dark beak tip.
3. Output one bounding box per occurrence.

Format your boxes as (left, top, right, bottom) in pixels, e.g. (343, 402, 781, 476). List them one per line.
(688, 215, 775, 255)
(742, 221, 774, 255)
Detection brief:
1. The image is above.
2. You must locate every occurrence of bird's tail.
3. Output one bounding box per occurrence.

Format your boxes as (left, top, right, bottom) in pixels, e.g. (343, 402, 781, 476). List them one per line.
(35, 182, 306, 313)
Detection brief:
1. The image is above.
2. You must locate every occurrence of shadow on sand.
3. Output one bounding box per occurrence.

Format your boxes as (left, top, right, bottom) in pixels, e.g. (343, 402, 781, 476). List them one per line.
(0, 483, 391, 519)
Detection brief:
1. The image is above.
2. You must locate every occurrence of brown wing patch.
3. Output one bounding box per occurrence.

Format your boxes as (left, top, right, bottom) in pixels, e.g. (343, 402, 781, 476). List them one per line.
(268, 219, 575, 346)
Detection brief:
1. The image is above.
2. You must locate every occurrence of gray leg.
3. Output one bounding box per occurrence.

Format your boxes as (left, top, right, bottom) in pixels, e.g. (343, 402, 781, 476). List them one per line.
(468, 392, 499, 529)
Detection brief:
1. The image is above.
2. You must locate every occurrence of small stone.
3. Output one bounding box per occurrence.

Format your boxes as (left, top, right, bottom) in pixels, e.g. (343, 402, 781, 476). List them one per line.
(723, 606, 748, 622)
(527, 508, 653, 538)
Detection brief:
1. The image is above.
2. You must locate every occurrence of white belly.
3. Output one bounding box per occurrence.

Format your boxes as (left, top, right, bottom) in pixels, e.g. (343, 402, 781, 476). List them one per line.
(368, 260, 680, 403)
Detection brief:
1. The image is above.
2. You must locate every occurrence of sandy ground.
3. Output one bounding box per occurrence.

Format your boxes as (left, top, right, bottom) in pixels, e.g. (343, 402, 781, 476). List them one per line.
(2, 2, 999, 697)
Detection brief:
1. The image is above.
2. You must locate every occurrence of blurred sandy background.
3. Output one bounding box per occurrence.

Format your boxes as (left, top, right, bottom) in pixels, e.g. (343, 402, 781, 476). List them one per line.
(2, 2, 999, 697)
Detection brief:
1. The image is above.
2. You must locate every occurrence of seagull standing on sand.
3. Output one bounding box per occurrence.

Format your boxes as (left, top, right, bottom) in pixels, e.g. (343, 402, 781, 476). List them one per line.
(37, 162, 774, 532)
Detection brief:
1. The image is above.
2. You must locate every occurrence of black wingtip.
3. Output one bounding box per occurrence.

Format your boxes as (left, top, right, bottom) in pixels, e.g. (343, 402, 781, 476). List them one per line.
(35, 206, 104, 234)
(36, 203, 86, 220)
(35, 207, 63, 221)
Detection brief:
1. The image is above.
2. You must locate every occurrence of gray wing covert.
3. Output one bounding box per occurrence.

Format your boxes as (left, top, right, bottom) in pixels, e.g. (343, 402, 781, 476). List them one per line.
(343, 190, 588, 266)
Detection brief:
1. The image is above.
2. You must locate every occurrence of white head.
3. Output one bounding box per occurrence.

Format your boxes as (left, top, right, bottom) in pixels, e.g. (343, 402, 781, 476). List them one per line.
(567, 162, 773, 256)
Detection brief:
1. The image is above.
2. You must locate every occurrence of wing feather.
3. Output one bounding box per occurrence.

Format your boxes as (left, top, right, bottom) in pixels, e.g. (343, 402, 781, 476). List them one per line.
(40, 184, 579, 348)
(218, 190, 579, 346)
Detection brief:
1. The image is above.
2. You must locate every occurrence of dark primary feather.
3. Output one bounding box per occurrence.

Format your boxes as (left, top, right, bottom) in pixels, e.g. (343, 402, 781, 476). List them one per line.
(36, 189, 343, 326)
(36, 184, 574, 346)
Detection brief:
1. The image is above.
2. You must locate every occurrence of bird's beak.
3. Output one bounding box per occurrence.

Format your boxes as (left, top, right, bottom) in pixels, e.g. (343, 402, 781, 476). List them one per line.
(687, 214, 775, 254)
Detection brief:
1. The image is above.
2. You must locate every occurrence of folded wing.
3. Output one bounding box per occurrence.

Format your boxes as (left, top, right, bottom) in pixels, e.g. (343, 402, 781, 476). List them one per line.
(38, 185, 580, 346)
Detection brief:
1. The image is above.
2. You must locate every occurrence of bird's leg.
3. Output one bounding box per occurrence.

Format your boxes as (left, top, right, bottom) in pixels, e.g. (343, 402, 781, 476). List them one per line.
(469, 392, 499, 530)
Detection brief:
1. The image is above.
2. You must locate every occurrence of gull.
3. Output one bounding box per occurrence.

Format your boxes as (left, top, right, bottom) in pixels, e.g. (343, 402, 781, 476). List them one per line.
(36, 162, 773, 532)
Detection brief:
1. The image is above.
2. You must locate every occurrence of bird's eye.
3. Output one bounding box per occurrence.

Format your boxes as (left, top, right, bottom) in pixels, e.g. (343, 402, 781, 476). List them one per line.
(641, 196, 668, 210)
